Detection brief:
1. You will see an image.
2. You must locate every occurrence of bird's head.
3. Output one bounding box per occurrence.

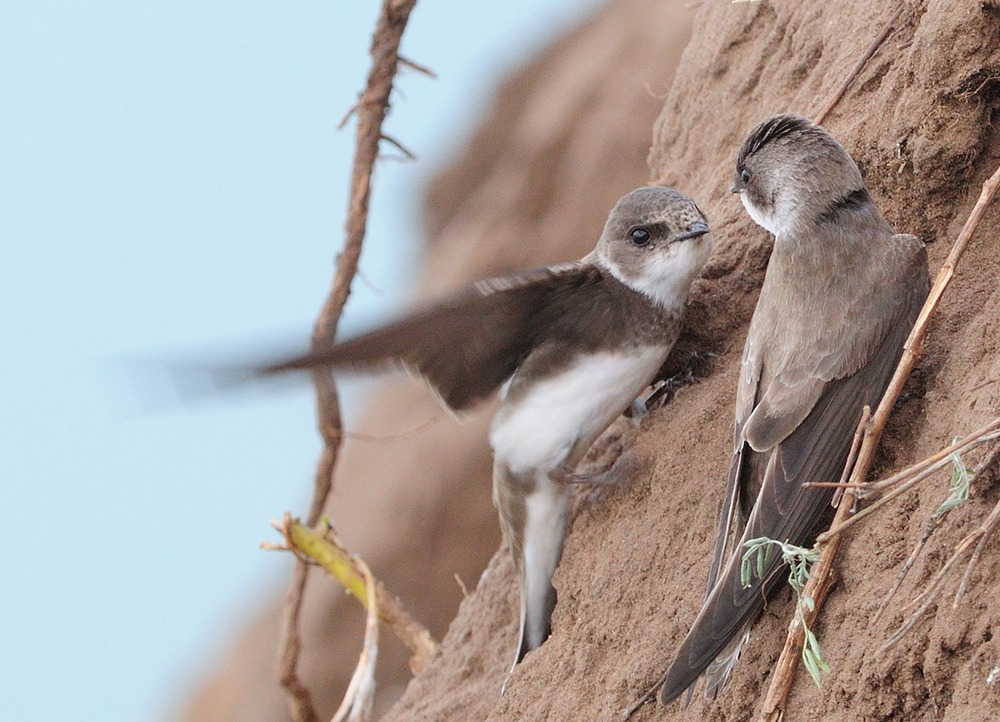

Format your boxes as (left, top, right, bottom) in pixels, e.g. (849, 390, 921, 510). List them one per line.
(732, 114, 867, 236)
(596, 185, 713, 310)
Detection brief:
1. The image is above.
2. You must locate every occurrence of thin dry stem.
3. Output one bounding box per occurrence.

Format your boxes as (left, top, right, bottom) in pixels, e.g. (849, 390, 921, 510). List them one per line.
(380, 132, 417, 160)
(278, 562, 319, 722)
(954, 507, 1000, 605)
(877, 440, 1000, 647)
(278, 2, 420, 720)
(831, 410, 870, 507)
(338, 102, 360, 130)
(331, 556, 379, 722)
(814, 420, 1000, 545)
(813, 4, 906, 125)
(398, 55, 438, 78)
(803, 481, 866, 489)
(873, 514, 942, 623)
(874, 437, 1000, 620)
(879, 512, 992, 651)
(863, 422, 1000, 496)
(277, 515, 438, 673)
(759, 407, 870, 722)
(954, 442, 1000, 604)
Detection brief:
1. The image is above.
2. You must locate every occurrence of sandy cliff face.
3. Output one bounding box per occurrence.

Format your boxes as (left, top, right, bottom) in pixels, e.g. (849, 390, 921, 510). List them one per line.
(174, 2, 694, 720)
(382, 1, 1000, 721)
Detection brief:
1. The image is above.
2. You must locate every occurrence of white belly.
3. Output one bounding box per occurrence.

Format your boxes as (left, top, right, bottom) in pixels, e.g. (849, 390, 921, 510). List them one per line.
(489, 346, 666, 474)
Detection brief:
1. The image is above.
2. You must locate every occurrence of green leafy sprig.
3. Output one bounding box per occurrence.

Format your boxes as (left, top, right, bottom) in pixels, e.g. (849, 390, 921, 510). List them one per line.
(741, 537, 830, 686)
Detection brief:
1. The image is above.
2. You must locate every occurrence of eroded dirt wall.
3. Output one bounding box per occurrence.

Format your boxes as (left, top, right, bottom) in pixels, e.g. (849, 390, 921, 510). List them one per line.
(383, 1, 1000, 721)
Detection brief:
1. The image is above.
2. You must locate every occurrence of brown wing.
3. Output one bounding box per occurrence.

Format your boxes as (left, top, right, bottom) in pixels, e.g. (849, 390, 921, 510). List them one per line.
(699, 353, 761, 699)
(659, 234, 928, 703)
(260, 263, 599, 411)
(706, 325, 764, 599)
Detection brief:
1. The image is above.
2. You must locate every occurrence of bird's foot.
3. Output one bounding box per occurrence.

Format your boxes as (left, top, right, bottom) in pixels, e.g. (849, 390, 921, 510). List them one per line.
(563, 450, 646, 504)
(645, 347, 723, 411)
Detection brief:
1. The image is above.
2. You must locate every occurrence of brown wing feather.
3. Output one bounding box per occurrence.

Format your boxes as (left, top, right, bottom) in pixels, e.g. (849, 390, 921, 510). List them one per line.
(261, 263, 597, 411)
(705, 324, 765, 596)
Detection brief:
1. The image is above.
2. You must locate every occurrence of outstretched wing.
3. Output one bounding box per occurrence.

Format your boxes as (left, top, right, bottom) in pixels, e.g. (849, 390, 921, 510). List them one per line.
(660, 234, 928, 703)
(262, 262, 598, 411)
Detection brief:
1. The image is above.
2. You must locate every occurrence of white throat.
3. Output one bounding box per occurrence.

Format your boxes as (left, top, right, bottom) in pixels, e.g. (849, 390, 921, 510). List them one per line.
(598, 236, 713, 312)
(740, 192, 790, 237)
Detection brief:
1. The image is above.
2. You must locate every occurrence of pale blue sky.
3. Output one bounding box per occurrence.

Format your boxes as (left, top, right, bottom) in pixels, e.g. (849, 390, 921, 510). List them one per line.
(0, 2, 603, 720)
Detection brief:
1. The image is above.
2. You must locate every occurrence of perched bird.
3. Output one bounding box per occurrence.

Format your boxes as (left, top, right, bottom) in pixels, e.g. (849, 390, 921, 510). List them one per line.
(262, 186, 713, 676)
(655, 115, 929, 704)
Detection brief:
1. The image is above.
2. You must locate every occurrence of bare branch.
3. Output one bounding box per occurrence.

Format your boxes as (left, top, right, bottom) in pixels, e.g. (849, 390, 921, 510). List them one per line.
(873, 439, 1000, 646)
(878, 494, 1000, 651)
(278, 562, 319, 722)
(759, 407, 869, 722)
(816, 416, 1000, 543)
(277, 1, 420, 719)
(813, 4, 907, 125)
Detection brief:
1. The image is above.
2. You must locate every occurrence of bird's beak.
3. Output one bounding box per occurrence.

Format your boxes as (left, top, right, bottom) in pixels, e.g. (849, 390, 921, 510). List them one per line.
(730, 184, 740, 193)
(674, 221, 710, 242)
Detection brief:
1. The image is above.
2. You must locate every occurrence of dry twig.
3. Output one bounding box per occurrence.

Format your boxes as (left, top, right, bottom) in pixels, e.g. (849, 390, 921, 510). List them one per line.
(880, 485, 1000, 651)
(875, 439, 1000, 646)
(277, 2, 420, 720)
(268, 514, 439, 673)
(813, 4, 907, 125)
(954, 442, 1000, 603)
(759, 161, 1000, 720)
(331, 555, 379, 722)
(815, 416, 1000, 543)
(759, 407, 870, 722)
(873, 513, 943, 624)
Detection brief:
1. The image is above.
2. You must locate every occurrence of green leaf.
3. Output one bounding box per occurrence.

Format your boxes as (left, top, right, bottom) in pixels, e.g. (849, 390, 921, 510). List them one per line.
(741, 537, 831, 684)
(801, 626, 829, 687)
(936, 446, 972, 516)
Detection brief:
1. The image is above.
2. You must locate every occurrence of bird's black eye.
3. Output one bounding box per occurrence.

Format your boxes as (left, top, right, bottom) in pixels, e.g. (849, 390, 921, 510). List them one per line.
(629, 227, 651, 246)
(740, 167, 752, 184)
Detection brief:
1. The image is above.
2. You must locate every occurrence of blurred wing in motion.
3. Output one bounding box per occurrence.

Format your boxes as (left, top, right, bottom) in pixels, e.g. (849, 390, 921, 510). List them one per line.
(261, 262, 597, 412)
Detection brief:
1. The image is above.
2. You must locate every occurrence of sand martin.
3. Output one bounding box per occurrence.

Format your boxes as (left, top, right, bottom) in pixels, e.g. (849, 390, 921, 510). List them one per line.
(261, 186, 713, 679)
(654, 115, 929, 704)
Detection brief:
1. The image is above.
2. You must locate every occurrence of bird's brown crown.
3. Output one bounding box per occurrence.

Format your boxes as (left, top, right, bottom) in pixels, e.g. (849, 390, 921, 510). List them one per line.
(736, 114, 815, 168)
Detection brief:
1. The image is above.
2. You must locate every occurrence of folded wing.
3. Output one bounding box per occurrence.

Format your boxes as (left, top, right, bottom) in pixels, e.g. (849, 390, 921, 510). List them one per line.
(660, 234, 928, 703)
